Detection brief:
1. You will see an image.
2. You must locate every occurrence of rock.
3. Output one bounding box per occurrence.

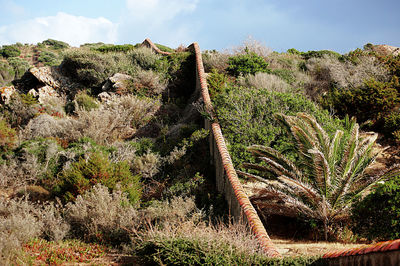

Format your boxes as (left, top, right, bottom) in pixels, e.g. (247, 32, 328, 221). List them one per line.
(0, 85, 16, 104)
(102, 73, 132, 93)
(15, 66, 79, 97)
(98, 91, 112, 102)
(29, 66, 61, 89)
(371, 45, 400, 56)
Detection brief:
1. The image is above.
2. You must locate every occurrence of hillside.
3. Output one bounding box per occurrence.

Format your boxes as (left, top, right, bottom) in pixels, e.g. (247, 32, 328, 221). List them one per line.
(0, 38, 400, 265)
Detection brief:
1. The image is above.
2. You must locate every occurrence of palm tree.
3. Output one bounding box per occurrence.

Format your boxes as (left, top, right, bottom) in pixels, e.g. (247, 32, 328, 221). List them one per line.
(237, 113, 399, 240)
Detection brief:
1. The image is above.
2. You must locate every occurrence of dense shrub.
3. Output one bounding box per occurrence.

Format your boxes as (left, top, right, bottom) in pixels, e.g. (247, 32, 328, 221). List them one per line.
(207, 69, 228, 98)
(202, 51, 229, 73)
(7, 57, 30, 79)
(57, 152, 142, 203)
(301, 49, 341, 60)
(352, 174, 400, 240)
(271, 68, 296, 85)
(155, 43, 174, 53)
(94, 44, 135, 53)
(74, 92, 99, 111)
(324, 79, 399, 128)
(0, 198, 69, 263)
(0, 61, 15, 85)
(61, 50, 116, 86)
(38, 51, 60, 66)
(0, 45, 21, 58)
(129, 69, 167, 97)
(41, 39, 70, 49)
(231, 36, 273, 58)
(0, 118, 16, 152)
(239, 72, 290, 93)
(227, 51, 270, 77)
(213, 86, 344, 167)
(137, 237, 323, 265)
(128, 47, 164, 71)
(384, 111, 400, 141)
(65, 184, 138, 244)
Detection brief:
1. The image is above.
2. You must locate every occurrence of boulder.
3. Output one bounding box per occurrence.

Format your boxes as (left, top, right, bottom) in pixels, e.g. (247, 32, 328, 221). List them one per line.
(0, 86, 16, 104)
(102, 73, 132, 93)
(372, 45, 400, 56)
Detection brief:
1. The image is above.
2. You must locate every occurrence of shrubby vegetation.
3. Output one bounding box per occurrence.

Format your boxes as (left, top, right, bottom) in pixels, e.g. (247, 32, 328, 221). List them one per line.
(212, 86, 344, 168)
(352, 173, 400, 241)
(1, 37, 400, 263)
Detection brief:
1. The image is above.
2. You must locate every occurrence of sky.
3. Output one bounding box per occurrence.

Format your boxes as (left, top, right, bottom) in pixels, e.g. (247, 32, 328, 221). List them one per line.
(0, 0, 399, 53)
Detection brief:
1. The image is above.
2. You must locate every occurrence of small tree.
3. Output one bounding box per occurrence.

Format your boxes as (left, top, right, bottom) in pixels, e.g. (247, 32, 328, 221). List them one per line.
(238, 113, 400, 240)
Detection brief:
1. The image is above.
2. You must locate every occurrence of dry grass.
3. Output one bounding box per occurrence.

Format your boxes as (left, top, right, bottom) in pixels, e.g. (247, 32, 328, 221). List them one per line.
(230, 36, 273, 58)
(25, 95, 161, 144)
(305, 55, 390, 98)
(202, 51, 230, 72)
(132, 69, 167, 96)
(137, 196, 263, 256)
(240, 73, 291, 93)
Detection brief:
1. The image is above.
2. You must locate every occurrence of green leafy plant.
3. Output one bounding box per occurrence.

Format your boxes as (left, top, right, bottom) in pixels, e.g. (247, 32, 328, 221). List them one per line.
(7, 57, 30, 79)
(0, 118, 16, 152)
(57, 152, 141, 203)
(324, 78, 399, 130)
(238, 113, 400, 240)
(38, 51, 60, 66)
(75, 92, 99, 111)
(207, 69, 227, 98)
(352, 173, 400, 240)
(213, 86, 344, 168)
(0, 45, 21, 58)
(94, 44, 135, 53)
(41, 39, 70, 49)
(227, 51, 270, 77)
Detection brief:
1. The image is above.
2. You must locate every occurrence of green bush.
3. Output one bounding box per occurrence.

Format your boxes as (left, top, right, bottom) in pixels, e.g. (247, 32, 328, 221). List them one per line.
(61, 50, 117, 86)
(0, 45, 21, 58)
(287, 48, 302, 55)
(94, 44, 135, 53)
(0, 118, 16, 152)
(155, 43, 174, 53)
(0, 61, 15, 85)
(75, 92, 99, 111)
(57, 152, 141, 203)
(136, 237, 324, 266)
(352, 174, 400, 241)
(213, 86, 344, 168)
(302, 50, 341, 60)
(41, 39, 70, 49)
(383, 111, 400, 141)
(7, 57, 30, 79)
(38, 51, 60, 66)
(207, 69, 227, 98)
(324, 78, 399, 129)
(227, 51, 270, 77)
(128, 47, 164, 71)
(271, 68, 296, 84)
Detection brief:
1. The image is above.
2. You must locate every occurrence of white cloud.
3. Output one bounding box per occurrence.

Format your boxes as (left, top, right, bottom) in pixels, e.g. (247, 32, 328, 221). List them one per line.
(0, 12, 118, 46)
(118, 0, 199, 47)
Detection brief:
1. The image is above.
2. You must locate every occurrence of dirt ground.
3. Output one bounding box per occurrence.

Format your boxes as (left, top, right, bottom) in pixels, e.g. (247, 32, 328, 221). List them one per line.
(272, 238, 365, 257)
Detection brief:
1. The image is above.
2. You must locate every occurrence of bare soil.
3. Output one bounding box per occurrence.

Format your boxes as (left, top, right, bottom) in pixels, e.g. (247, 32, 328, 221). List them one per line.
(272, 238, 365, 257)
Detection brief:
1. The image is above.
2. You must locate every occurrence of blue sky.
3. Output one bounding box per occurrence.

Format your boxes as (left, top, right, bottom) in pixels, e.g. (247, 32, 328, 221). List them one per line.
(0, 0, 399, 53)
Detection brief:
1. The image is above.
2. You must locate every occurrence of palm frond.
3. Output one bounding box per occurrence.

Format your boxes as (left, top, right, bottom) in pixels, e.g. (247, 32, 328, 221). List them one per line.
(297, 113, 330, 154)
(247, 145, 304, 180)
(308, 148, 331, 197)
